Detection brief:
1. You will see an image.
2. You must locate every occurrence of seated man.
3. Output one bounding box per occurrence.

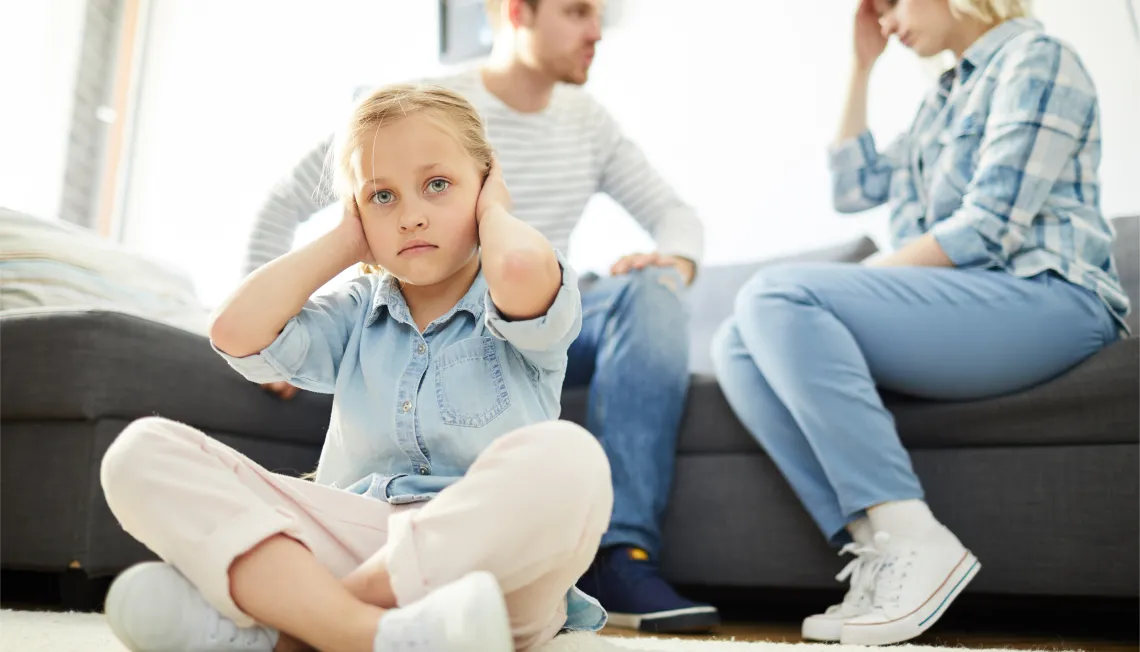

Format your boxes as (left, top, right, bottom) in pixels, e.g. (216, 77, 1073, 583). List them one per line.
(241, 0, 718, 635)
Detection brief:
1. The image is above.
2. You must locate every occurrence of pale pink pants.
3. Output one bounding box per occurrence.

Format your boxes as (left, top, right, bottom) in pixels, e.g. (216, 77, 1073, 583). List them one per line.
(100, 416, 613, 652)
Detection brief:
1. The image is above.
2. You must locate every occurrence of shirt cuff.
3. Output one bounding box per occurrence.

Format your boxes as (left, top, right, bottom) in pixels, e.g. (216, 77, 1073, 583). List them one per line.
(828, 130, 875, 172)
(211, 318, 311, 384)
(930, 212, 994, 268)
(484, 250, 581, 353)
(652, 211, 705, 267)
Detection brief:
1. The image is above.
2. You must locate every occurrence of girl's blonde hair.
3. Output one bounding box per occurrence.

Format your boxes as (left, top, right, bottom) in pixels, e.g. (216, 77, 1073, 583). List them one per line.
(948, 0, 1029, 23)
(331, 83, 494, 204)
(328, 84, 494, 275)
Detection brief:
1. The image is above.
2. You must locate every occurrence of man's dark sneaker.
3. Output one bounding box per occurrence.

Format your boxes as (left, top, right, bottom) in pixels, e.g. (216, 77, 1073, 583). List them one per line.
(576, 546, 720, 634)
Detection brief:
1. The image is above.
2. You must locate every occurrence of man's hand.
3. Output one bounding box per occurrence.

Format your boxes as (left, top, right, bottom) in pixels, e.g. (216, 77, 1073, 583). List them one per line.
(610, 252, 695, 285)
(261, 381, 299, 400)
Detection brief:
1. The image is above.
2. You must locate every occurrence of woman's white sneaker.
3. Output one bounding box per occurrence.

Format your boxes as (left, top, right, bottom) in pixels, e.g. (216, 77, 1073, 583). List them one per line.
(104, 562, 278, 652)
(840, 528, 981, 646)
(802, 542, 881, 641)
(375, 570, 513, 652)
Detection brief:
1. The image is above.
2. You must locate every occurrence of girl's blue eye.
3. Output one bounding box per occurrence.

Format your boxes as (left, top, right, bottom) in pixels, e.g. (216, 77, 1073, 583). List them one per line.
(372, 190, 394, 205)
(427, 179, 450, 193)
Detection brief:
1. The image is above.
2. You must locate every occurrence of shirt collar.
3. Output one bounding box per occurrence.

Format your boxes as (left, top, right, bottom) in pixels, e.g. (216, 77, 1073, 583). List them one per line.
(957, 17, 1042, 82)
(365, 268, 488, 329)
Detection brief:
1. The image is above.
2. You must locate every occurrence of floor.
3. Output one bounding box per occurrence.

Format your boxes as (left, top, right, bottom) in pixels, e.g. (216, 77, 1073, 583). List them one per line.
(603, 622, 1139, 652)
(3, 571, 1137, 652)
(598, 585, 1139, 652)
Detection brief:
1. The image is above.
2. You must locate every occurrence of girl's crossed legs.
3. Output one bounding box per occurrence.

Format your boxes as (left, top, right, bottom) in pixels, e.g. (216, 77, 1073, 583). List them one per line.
(100, 417, 613, 652)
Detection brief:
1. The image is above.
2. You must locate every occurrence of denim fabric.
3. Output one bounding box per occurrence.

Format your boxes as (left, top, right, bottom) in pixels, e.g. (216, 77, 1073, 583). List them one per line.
(565, 266, 692, 557)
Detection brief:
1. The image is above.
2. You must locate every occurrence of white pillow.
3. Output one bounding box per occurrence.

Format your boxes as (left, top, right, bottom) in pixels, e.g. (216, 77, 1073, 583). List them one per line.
(0, 207, 209, 333)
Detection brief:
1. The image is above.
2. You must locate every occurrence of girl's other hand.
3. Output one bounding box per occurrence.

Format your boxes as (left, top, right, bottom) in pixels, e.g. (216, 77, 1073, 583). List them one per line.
(337, 198, 376, 265)
(476, 157, 512, 224)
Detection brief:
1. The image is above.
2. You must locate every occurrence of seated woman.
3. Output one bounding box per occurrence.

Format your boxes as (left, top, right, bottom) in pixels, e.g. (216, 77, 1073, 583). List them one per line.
(711, 0, 1130, 647)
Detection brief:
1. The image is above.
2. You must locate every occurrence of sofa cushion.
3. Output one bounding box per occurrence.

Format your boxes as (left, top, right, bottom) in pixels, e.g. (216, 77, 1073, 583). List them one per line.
(562, 336, 1138, 453)
(0, 309, 333, 447)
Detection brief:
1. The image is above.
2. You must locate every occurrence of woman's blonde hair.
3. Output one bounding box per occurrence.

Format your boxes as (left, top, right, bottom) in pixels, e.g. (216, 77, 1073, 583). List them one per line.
(948, 0, 1029, 23)
(328, 84, 494, 275)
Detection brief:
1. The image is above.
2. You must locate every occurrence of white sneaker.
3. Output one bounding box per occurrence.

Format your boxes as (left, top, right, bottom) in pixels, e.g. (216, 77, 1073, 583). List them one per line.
(375, 570, 512, 652)
(801, 542, 881, 641)
(840, 528, 981, 646)
(105, 562, 278, 652)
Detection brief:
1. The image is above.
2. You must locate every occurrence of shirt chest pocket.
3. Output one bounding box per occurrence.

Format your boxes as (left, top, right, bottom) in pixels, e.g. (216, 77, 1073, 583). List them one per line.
(434, 336, 511, 428)
(933, 114, 986, 188)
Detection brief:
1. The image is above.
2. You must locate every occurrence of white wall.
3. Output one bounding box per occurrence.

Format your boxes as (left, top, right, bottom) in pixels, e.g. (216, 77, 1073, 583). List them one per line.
(571, 0, 1140, 271)
(119, 0, 1140, 305)
(571, 0, 930, 269)
(1032, 0, 1140, 220)
(0, 0, 87, 220)
(119, 0, 449, 306)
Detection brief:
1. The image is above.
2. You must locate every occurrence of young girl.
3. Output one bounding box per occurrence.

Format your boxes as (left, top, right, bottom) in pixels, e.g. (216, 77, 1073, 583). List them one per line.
(712, 0, 1129, 647)
(100, 85, 612, 652)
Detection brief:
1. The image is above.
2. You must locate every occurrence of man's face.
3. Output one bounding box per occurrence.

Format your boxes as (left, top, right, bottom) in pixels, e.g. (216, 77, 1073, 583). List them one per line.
(518, 0, 604, 85)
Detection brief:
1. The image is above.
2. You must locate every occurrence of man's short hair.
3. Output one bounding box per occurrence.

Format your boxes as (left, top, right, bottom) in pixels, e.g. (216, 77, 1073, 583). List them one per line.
(485, 0, 541, 28)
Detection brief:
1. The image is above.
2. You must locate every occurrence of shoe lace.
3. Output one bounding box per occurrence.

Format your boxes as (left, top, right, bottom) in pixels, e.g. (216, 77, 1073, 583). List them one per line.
(205, 609, 266, 648)
(830, 542, 882, 612)
(869, 532, 915, 611)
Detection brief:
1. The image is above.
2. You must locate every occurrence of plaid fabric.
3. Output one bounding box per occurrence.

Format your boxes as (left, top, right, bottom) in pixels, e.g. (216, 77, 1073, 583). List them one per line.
(829, 18, 1130, 332)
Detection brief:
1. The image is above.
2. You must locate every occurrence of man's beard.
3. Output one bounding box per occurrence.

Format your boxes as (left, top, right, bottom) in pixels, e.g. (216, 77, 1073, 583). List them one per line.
(557, 66, 588, 86)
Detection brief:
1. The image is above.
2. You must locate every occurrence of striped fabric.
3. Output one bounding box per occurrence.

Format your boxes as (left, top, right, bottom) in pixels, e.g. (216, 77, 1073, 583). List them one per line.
(244, 68, 704, 277)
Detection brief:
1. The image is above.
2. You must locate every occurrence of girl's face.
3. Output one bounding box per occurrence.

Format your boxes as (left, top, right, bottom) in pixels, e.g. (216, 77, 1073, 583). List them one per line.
(874, 0, 957, 57)
(352, 115, 483, 287)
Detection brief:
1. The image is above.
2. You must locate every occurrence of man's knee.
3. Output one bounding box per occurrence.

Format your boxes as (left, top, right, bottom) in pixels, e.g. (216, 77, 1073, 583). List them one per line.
(609, 267, 692, 358)
(624, 266, 687, 311)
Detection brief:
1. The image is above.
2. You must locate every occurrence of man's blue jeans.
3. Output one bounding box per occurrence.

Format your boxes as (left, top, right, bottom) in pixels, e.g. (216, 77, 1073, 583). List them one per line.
(565, 266, 691, 557)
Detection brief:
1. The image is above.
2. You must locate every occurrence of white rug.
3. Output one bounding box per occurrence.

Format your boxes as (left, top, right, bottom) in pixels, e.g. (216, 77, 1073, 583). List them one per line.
(0, 610, 1055, 651)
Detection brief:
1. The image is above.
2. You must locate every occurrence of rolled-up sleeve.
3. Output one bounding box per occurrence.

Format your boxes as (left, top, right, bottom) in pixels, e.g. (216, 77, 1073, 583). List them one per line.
(213, 275, 378, 393)
(484, 251, 582, 373)
(829, 130, 897, 214)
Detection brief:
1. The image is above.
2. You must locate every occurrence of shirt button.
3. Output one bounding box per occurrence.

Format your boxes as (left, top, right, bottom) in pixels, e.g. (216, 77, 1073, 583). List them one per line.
(402, 400, 412, 412)
(418, 466, 429, 475)
(417, 343, 426, 354)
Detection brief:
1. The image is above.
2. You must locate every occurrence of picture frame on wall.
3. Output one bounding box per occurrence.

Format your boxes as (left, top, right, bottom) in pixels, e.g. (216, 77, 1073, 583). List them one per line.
(439, 0, 494, 64)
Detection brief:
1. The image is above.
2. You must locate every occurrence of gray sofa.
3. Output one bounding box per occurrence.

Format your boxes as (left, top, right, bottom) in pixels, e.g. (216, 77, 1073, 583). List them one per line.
(3, 217, 1137, 606)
